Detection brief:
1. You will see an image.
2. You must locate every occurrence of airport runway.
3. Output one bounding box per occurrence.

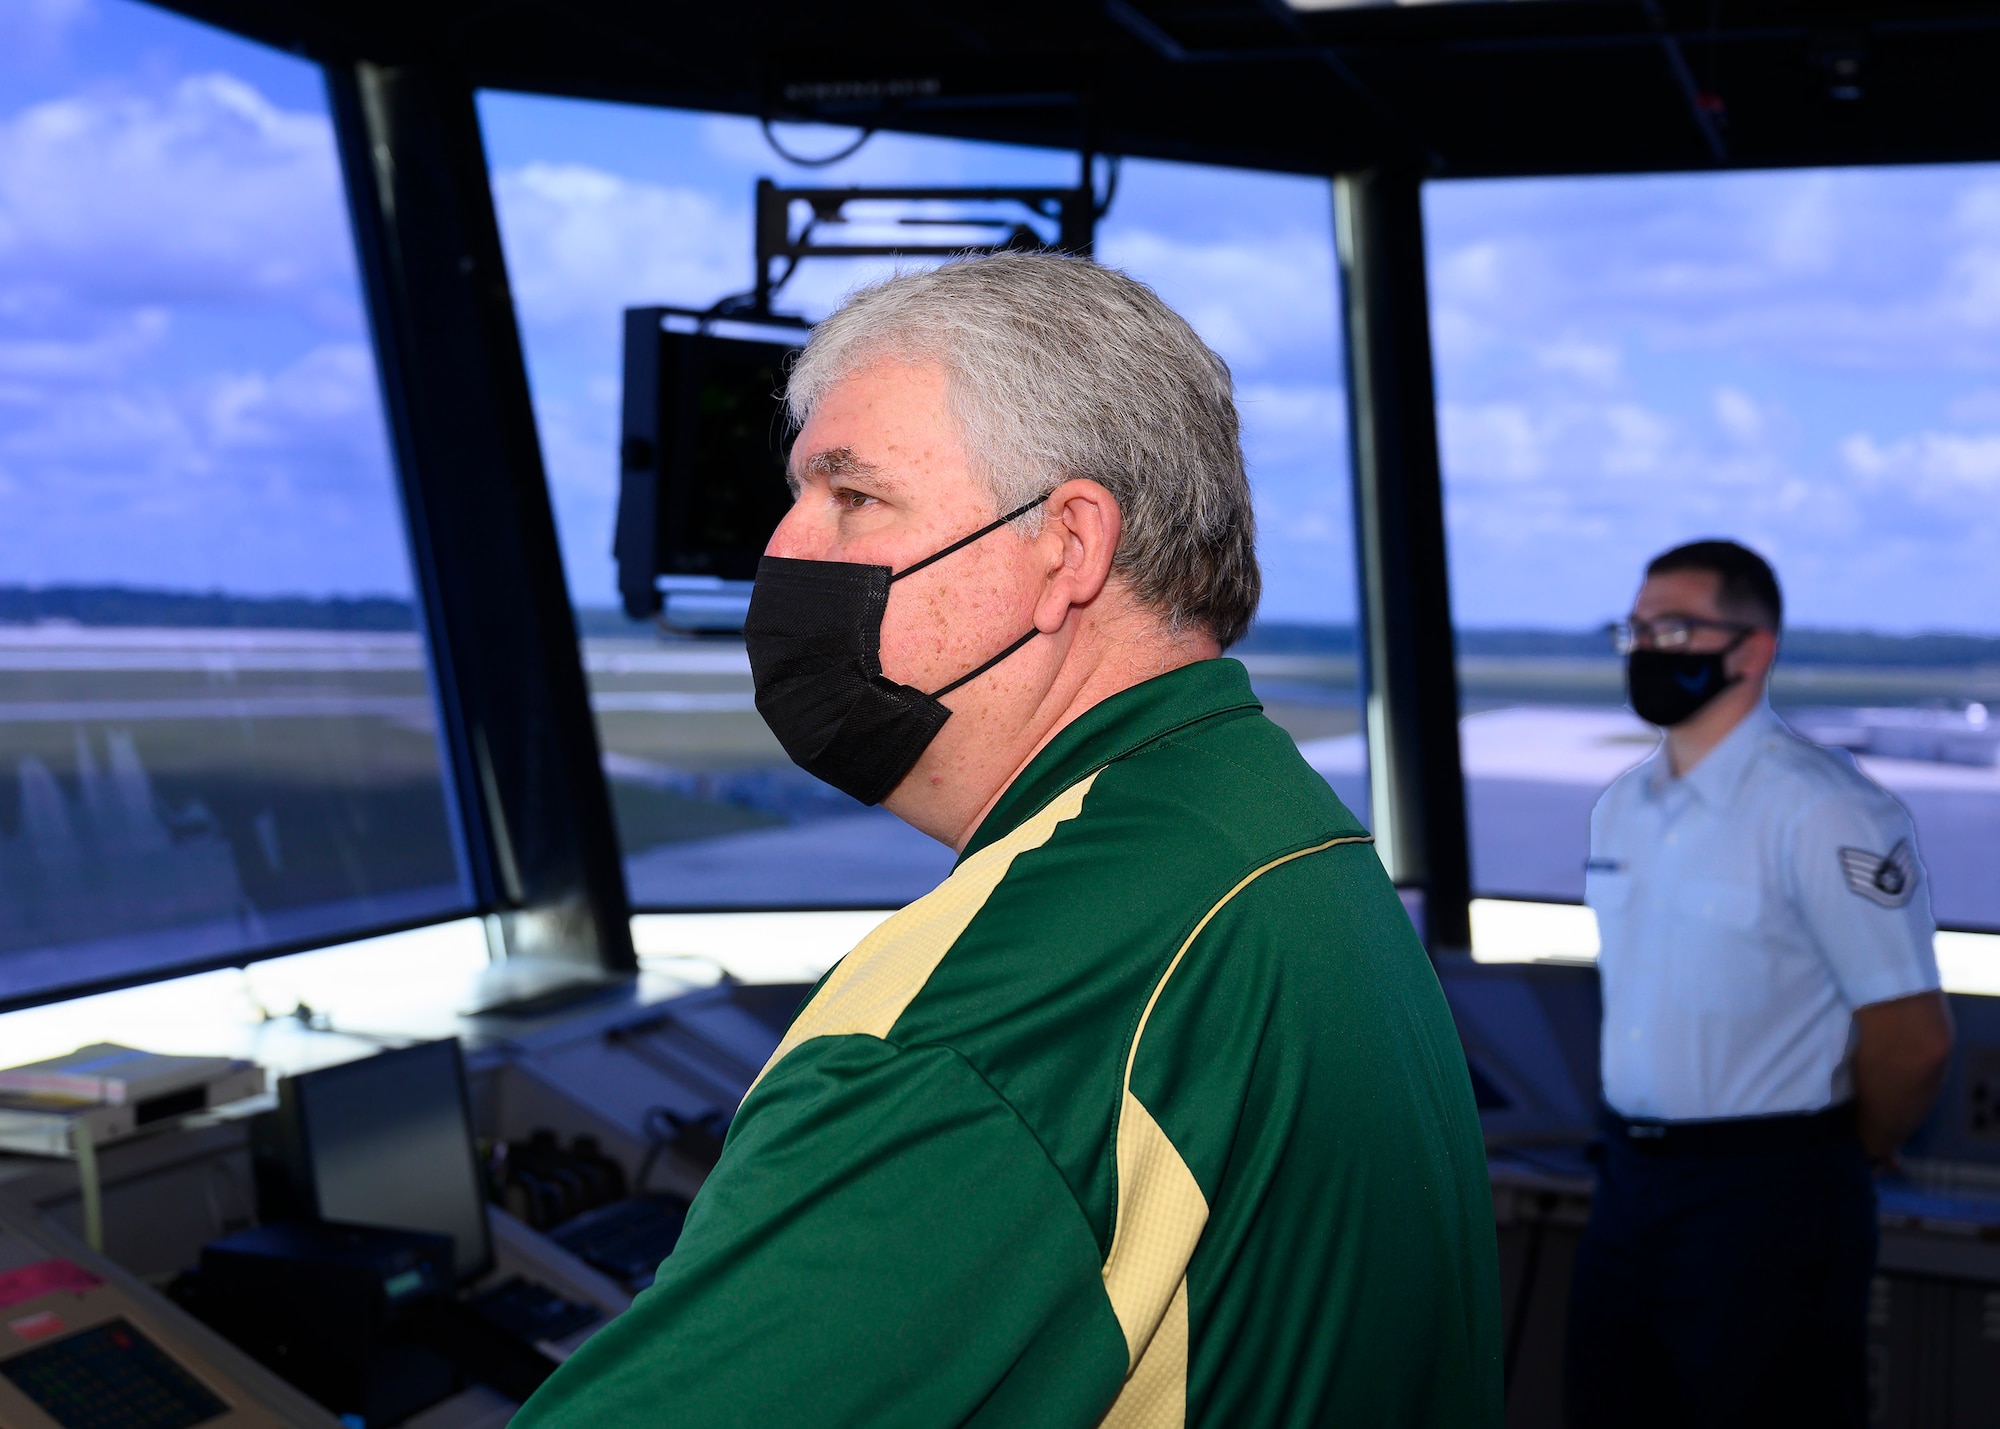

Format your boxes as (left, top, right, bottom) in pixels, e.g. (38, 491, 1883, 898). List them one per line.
(4, 630, 1993, 959)
(624, 706, 1999, 929)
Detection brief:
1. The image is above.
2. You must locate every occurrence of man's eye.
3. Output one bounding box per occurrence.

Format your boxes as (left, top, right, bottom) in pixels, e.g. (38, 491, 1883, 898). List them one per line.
(836, 489, 874, 510)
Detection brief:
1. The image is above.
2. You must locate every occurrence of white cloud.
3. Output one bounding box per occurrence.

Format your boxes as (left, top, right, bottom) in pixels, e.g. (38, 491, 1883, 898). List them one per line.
(1943, 246, 2000, 331)
(1428, 166, 2000, 375)
(1533, 337, 1621, 387)
(1433, 237, 1510, 301)
(1950, 180, 2000, 242)
(1600, 403, 1674, 477)
(0, 61, 405, 595)
(1423, 167, 2000, 629)
(1097, 226, 1335, 374)
(1753, 171, 1839, 275)
(1841, 429, 2000, 503)
(3, 343, 389, 488)
(204, 342, 381, 449)
(0, 305, 166, 380)
(1441, 402, 1548, 485)
(0, 73, 355, 310)
(0, 340, 406, 592)
(489, 118, 1078, 355)
(1428, 304, 1492, 369)
(0, 0, 91, 69)
(1236, 381, 1348, 564)
(1237, 381, 1343, 450)
(1947, 388, 2000, 424)
(529, 380, 627, 608)
(1712, 386, 1764, 443)
(491, 162, 746, 328)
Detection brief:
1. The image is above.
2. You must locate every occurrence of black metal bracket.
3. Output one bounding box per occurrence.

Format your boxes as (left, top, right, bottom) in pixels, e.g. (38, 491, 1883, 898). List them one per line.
(741, 177, 1101, 319)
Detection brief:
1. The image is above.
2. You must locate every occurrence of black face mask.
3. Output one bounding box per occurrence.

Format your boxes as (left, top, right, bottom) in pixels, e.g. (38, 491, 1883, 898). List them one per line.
(742, 492, 1052, 806)
(1626, 633, 1748, 728)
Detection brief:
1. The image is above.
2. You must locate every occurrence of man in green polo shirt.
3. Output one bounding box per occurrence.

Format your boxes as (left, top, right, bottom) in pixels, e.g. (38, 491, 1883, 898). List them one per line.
(514, 254, 1500, 1426)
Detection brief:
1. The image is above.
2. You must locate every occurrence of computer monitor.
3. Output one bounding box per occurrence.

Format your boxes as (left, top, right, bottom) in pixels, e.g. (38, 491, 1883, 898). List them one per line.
(613, 308, 805, 618)
(254, 1039, 492, 1284)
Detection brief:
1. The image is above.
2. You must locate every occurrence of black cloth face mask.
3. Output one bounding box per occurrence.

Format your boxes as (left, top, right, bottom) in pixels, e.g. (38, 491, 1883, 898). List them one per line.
(743, 492, 1053, 806)
(1625, 632, 1749, 728)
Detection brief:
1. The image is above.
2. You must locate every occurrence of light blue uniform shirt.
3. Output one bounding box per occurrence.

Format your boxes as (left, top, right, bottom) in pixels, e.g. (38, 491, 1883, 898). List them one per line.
(1587, 701, 1939, 1122)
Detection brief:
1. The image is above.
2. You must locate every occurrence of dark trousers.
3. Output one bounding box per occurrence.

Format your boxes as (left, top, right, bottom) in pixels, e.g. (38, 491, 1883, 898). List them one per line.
(1565, 1118, 1878, 1429)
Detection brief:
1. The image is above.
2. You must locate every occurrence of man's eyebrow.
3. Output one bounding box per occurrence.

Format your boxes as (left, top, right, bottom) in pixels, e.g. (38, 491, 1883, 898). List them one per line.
(792, 445, 905, 491)
(803, 445, 867, 478)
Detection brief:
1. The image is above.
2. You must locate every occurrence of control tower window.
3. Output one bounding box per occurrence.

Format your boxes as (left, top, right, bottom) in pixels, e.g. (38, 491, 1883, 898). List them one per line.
(1428, 167, 2000, 936)
(0, 0, 469, 1004)
(477, 95, 1365, 909)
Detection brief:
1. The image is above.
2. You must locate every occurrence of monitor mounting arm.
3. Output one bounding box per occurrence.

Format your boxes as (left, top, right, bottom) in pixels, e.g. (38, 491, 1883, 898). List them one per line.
(720, 174, 1104, 323)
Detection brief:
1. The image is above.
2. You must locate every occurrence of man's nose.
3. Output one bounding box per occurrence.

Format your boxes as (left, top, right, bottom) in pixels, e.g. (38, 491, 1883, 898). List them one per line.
(764, 494, 832, 561)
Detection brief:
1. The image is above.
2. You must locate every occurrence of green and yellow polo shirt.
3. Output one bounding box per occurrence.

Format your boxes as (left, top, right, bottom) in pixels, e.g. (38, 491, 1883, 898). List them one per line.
(515, 658, 1501, 1427)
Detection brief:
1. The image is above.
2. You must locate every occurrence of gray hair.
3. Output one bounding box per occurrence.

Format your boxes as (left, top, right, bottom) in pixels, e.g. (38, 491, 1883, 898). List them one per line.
(785, 253, 1261, 648)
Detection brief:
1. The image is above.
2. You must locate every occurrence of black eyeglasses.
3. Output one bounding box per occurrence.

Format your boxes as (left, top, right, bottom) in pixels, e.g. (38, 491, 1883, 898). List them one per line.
(1606, 616, 1757, 655)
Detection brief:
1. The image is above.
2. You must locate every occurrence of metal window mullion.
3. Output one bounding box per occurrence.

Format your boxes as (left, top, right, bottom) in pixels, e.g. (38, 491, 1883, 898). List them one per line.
(1334, 168, 1473, 955)
(325, 60, 634, 975)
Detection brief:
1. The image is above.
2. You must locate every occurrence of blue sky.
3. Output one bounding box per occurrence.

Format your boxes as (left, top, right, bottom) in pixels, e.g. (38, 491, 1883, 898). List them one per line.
(0, 0, 405, 594)
(1428, 171, 2000, 631)
(3, 0, 1996, 634)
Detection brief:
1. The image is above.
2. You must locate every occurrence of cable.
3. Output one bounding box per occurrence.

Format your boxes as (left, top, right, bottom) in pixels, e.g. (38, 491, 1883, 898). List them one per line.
(1094, 153, 1123, 219)
(703, 212, 818, 324)
(634, 1105, 732, 1190)
(761, 117, 874, 168)
(634, 1107, 677, 1191)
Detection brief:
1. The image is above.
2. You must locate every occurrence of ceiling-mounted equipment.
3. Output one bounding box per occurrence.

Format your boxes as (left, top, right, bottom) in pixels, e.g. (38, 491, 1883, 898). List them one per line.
(614, 162, 1113, 627)
(745, 176, 1101, 318)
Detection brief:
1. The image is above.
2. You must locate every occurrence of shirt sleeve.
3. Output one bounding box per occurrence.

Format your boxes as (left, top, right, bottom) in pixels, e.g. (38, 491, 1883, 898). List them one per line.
(1788, 786, 1940, 1010)
(510, 1035, 1127, 1429)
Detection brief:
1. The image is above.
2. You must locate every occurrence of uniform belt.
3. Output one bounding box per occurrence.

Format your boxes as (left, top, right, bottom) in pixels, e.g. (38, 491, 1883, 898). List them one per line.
(1598, 1101, 1858, 1156)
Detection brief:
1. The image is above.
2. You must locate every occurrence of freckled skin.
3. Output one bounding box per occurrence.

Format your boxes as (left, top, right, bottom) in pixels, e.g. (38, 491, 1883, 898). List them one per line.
(766, 360, 1221, 851)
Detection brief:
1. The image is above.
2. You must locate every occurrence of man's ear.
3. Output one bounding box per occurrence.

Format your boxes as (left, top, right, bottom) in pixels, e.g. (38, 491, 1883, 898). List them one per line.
(1033, 479, 1122, 633)
(1733, 627, 1779, 681)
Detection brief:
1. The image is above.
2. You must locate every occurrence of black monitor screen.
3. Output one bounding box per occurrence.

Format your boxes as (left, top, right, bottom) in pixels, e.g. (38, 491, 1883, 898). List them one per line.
(289, 1039, 491, 1284)
(615, 312, 805, 614)
(661, 328, 799, 576)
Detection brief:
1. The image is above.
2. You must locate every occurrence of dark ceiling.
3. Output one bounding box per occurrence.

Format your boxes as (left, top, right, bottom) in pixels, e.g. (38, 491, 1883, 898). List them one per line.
(154, 0, 2000, 179)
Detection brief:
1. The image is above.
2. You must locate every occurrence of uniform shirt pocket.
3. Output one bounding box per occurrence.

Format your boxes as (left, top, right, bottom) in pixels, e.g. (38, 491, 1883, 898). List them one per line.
(1680, 877, 1761, 931)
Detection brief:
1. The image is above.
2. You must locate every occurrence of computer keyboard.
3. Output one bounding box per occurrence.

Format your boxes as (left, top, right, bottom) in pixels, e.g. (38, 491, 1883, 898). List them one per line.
(466, 1276, 602, 1347)
(548, 1194, 690, 1291)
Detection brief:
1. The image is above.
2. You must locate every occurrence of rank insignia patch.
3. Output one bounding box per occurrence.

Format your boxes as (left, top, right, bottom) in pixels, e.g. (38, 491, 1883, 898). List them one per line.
(1839, 840, 1918, 908)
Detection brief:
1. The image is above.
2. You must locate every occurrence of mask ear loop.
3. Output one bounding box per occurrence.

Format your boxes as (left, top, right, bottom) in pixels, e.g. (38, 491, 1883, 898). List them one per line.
(889, 490, 1055, 584)
(1714, 626, 1755, 687)
(929, 627, 1043, 699)
(882, 489, 1057, 699)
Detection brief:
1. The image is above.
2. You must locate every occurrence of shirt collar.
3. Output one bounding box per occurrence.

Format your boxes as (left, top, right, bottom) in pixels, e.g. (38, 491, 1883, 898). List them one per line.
(958, 657, 1264, 863)
(1644, 699, 1781, 808)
